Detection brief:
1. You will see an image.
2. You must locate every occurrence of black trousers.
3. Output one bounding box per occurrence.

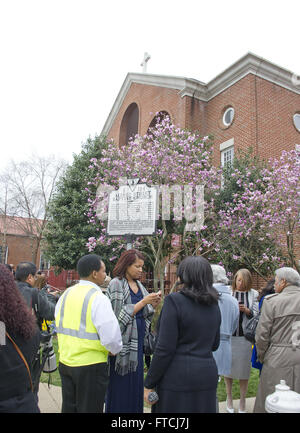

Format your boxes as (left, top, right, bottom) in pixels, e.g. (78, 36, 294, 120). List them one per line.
(59, 362, 109, 413)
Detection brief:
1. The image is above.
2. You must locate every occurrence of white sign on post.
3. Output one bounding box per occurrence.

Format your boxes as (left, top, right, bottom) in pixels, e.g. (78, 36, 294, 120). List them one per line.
(107, 179, 157, 236)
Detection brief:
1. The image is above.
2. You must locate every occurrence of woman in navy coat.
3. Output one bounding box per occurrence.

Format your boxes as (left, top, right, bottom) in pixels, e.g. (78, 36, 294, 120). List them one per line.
(144, 256, 221, 413)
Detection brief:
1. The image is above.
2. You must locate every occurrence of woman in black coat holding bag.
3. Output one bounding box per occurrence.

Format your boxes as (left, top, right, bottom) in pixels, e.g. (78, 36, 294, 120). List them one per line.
(144, 256, 221, 413)
(0, 264, 40, 413)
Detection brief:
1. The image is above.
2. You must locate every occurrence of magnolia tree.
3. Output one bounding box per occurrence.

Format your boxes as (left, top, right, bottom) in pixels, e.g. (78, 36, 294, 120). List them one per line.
(86, 115, 220, 293)
(85, 115, 299, 288)
(259, 150, 300, 272)
(214, 149, 299, 277)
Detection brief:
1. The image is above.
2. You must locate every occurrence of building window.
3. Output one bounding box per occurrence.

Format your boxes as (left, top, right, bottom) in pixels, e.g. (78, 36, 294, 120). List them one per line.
(119, 103, 139, 147)
(221, 146, 234, 167)
(293, 113, 300, 132)
(220, 138, 234, 168)
(146, 111, 171, 141)
(148, 111, 170, 130)
(223, 107, 235, 127)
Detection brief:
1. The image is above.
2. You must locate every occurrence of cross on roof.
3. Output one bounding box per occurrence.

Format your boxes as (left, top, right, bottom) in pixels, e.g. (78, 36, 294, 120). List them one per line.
(141, 52, 151, 73)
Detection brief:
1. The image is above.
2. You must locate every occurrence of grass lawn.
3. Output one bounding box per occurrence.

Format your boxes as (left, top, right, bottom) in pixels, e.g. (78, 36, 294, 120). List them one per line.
(217, 368, 260, 402)
(143, 364, 260, 403)
(41, 336, 260, 402)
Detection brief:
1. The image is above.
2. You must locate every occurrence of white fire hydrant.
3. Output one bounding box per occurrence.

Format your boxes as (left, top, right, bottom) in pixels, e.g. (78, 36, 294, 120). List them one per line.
(265, 380, 300, 413)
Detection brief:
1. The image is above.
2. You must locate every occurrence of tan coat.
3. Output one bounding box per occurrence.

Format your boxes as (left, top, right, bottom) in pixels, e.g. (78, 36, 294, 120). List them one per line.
(253, 285, 300, 413)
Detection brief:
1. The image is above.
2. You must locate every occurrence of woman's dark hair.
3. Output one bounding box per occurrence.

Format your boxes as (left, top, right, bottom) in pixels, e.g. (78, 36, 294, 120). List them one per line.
(113, 249, 145, 279)
(0, 264, 37, 339)
(15, 262, 37, 282)
(177, 256, 219, 305)
(258, 278, 275, 301)
(76, 254, 103, 278)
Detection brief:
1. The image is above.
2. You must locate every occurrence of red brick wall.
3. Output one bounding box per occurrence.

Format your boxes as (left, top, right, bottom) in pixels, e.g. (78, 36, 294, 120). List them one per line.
(3, 234, 41, 268)
(254, 76, 300, 159)
(204, 75, 254, 166)
(107, 83, 187, 145)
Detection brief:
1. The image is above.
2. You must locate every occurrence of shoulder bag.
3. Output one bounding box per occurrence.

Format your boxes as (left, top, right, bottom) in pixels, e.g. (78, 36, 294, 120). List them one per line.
(244, 312, 260, 344)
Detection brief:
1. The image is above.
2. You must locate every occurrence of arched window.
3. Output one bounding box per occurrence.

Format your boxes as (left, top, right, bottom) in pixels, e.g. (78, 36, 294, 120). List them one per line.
(148, 111, 170, 131)
(119, 103, 139, 146)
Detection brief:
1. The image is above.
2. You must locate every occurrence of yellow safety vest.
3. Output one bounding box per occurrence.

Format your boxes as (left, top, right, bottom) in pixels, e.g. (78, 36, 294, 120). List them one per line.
(55, 283, 109, 367)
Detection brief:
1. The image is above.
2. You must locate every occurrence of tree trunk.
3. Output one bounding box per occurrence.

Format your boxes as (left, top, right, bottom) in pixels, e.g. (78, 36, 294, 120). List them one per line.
(152, 261, 165, 296)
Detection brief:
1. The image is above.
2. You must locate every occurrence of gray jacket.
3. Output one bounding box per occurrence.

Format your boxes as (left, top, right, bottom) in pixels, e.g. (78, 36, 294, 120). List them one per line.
(254, 285, 300, 412)
(212, 284, 239, 376)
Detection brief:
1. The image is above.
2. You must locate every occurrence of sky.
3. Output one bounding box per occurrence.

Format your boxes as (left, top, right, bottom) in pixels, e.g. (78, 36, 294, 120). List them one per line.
(0, 0, 299, 171)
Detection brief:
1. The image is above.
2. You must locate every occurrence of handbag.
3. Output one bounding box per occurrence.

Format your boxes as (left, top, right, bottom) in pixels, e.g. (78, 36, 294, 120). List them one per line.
(244, 312, 260, 344)
(143, 329, 156, 355)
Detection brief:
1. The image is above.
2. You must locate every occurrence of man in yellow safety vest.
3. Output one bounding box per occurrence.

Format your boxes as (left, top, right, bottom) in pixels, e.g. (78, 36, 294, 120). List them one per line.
(55, 254, 122, 412)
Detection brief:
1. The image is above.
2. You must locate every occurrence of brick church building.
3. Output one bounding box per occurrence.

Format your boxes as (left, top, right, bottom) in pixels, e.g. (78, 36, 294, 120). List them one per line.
(102, 52, 300, 167)
(100, 52, 300, 287)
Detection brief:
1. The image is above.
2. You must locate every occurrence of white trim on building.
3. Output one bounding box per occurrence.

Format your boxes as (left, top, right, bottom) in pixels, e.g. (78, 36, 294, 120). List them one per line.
(101, 53, 300, 136)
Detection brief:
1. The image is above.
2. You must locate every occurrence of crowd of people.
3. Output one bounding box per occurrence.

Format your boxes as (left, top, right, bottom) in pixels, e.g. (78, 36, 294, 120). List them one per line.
(0, 250, 300, 413)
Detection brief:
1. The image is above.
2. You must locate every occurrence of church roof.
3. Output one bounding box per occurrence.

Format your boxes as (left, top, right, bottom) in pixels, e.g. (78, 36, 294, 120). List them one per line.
(102, 52, 300, 136)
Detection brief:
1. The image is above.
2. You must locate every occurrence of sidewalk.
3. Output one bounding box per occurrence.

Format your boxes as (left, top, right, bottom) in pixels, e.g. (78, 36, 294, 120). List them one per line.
(38, 382, 62, 413)
(38, 382, 256, 413)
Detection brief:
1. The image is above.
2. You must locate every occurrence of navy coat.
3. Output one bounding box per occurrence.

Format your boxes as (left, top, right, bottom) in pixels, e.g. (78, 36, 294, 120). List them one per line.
(145, 292, 221, 412)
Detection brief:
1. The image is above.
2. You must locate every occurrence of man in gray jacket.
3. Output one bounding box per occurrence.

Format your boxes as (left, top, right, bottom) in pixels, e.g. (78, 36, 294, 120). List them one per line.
(211, 265, 239, 412)
(254, 267, 300, 413)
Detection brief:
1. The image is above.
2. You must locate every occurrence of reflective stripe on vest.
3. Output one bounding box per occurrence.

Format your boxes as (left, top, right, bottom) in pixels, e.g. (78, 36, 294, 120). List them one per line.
(56, 287, 99, 341)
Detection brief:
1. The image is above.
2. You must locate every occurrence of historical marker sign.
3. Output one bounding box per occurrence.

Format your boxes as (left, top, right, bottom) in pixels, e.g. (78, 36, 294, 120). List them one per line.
(107, 179, 157, 236)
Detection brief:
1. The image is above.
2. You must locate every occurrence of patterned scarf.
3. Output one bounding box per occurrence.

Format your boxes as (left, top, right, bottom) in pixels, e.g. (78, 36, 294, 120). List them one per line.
(106, 277, 154, 376)
(233, 290, 249, 337)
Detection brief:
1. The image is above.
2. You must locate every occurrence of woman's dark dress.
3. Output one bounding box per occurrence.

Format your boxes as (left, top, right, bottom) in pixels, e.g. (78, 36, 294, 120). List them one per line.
(105, 287, 145, 413)
(145, 292, 221, 413)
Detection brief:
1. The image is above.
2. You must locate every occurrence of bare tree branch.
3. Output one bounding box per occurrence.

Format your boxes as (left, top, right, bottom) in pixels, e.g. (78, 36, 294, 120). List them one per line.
(0, 154, 67, 264)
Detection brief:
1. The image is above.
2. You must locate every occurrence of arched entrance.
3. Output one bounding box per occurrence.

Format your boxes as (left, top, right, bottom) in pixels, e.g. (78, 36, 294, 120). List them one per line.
(119, 103, 139, 147)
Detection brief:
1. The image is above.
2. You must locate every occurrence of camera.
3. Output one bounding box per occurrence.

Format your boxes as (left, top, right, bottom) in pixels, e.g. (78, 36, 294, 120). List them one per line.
(40, 331, 57, 373)
(42, 336, 57, 373)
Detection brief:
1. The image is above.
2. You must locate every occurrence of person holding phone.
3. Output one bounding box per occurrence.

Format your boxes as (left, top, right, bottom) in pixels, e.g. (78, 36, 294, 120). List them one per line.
(105, 249, 161, 413)
(224, 269, 259, 413)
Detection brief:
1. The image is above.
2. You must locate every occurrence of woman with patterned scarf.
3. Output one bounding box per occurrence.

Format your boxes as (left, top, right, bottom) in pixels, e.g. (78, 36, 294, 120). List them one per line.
(105, 249, 161, 413)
